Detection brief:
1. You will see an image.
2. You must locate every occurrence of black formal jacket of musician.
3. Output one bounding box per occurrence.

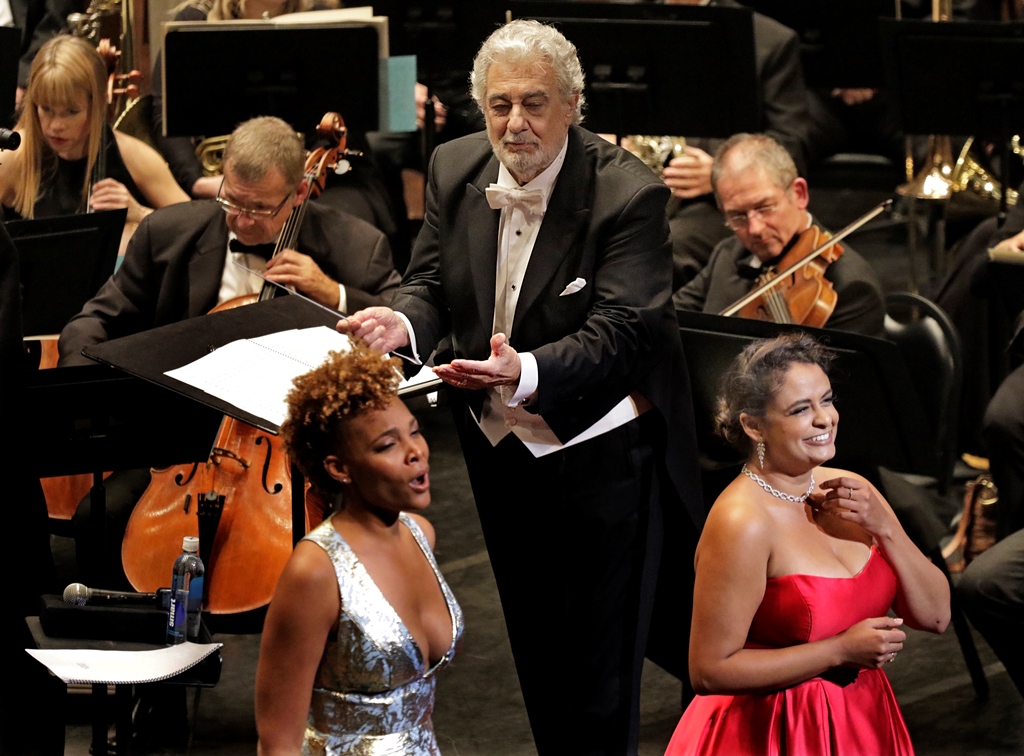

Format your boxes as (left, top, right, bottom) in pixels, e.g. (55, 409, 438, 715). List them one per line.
(673, 215, 886, 338)
(57, 199, 400, 365)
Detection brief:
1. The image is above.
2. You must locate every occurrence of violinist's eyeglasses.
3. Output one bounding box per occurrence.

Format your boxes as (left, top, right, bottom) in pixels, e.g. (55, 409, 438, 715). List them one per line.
(724, 204, 779, 230)
(216, 179, 292, 219)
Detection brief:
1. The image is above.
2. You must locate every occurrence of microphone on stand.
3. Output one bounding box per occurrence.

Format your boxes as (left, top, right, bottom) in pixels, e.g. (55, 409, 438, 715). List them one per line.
(63, 582, 161, 607)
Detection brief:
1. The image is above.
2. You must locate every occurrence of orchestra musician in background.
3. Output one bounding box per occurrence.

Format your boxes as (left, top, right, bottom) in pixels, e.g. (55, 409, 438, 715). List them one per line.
(674, 133, 885, 338)
(0, 35, 188, 253)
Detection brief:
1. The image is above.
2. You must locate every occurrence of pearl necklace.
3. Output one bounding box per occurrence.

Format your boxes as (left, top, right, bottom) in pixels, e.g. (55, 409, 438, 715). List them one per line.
(741, 464, 815, 503)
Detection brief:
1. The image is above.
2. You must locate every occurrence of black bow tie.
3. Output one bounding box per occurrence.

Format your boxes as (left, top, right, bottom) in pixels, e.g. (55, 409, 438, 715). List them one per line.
(229, 238, 276, 260)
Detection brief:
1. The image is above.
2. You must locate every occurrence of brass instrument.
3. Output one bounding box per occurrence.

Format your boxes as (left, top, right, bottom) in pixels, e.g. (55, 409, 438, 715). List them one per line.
(623, 135, 687, 179)
(952, 137, 1018, 209)
(898, 135, 957, 200)
(897, 0, 955, 200)
(195, 135, 231, 177)
(67, 0, 122, 47)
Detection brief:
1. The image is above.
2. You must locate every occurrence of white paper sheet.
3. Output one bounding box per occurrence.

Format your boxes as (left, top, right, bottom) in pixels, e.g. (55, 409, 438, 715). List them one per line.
(26, 642, 222, 685)
(165, 327, 442, 427)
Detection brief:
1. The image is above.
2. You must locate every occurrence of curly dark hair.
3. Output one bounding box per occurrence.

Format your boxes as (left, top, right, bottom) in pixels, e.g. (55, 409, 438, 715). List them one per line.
(714, 332, 836, 453)
(280, 340, 403, 496)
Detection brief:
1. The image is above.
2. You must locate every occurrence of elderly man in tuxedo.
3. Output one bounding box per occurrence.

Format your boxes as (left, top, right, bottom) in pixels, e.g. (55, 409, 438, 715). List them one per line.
(340, 19, 702, 756)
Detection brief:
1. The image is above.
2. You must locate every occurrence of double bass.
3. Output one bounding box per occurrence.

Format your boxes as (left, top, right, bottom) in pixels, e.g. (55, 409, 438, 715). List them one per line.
(120, 113, 350, 615)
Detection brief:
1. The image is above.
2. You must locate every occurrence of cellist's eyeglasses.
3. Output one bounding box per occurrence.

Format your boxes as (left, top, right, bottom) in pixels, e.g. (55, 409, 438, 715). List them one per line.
(724, 204, 779, 230)
(216, 179, 292, 219)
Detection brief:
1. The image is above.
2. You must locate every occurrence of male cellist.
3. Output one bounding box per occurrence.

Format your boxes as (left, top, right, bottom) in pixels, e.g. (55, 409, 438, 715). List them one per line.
(57, 115, 401, 586)
(674, 133, 885, 337)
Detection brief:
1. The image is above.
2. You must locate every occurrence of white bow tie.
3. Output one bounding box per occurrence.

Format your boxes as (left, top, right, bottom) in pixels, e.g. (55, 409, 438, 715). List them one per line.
(485, 184, 546, 217)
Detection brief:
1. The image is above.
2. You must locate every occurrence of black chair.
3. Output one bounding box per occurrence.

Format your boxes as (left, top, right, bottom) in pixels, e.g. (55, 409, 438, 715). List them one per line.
(883, 291, 963, 495)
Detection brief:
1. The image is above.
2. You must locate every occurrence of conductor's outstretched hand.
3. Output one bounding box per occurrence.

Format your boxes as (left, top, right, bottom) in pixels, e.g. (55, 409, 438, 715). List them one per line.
(336, 307, 410, 354)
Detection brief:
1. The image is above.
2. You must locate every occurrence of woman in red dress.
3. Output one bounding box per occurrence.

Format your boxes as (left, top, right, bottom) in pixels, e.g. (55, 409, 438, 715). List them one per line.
(666, 333, 950, 756)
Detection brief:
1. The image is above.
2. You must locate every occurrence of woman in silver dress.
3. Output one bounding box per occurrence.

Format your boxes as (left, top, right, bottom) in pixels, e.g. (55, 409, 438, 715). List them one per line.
(255, 343, 463, 755)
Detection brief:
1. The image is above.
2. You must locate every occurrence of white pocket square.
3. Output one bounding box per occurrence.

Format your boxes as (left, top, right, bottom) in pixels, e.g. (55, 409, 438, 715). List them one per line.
(559, 278, 587, 296)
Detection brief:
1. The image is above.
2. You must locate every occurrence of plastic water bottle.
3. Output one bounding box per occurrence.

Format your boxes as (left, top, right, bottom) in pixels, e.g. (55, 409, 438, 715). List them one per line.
(167, 536, 205, 644)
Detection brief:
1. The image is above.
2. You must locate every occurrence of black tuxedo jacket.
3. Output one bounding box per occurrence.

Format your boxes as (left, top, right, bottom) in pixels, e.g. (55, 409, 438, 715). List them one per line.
(680, 0, 811, 173)
(11, 0, 79, 87)
(394, 126, 703, 527)
(58, 200, 400, 365)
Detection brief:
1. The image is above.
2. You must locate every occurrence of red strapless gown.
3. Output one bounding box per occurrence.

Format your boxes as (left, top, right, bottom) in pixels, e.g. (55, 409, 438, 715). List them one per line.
(665, 546, 914, 756)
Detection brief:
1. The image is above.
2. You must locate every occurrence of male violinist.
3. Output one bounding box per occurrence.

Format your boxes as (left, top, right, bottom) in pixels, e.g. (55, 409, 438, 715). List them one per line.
(674, 133, 885, 337)
(58, 115, 401, 587)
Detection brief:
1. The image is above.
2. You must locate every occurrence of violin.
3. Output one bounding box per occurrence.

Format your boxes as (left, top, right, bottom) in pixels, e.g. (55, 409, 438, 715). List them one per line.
(720, 200, 891, 325)
(736, 225, 842, 327)
(120, 113, 349, 616)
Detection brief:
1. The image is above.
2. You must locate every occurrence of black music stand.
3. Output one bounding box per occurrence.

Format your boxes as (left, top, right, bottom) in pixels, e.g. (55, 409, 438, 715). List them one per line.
(743, 0, 895, 89)
(26, 365, 223, 586)
(82, 296, 357, 547)
(676, 312, 933, 487)
(161, 22, 383, 138)
(0, 26, 17, 127)
(881, 19, 1024, 221)
(5, 209, 125, 337)
(376, 0, 503, 82)
(370, 0, 503, 163)
(509, 1, 760, 136)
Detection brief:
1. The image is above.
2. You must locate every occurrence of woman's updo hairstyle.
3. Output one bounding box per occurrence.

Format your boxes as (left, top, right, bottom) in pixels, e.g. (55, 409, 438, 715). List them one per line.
(714, 332, 835, 452)
(280, 341, 402, 496)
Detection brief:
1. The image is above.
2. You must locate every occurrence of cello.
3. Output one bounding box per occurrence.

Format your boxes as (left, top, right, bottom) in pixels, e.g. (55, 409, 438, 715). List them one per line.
(120, 113, 350, 615)
(720, 200, 891, 324)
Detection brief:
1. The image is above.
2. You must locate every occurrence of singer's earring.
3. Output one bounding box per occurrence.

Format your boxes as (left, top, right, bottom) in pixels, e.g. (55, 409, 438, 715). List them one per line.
(757, 439, 765, 470)
(340, 477, 350, 485)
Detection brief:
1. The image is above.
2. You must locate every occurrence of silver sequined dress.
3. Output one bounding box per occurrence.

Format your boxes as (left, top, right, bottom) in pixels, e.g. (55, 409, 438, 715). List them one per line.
(301, 513, 464, 755)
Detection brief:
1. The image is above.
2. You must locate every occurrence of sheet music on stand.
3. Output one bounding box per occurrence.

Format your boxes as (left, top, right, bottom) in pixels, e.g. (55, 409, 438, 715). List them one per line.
(165, 326, 439, 429)
(84, 296, 440, 434)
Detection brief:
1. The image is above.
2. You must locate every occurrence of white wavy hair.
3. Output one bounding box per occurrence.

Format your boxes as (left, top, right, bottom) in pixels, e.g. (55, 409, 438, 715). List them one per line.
(470, 19, 586, 125)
